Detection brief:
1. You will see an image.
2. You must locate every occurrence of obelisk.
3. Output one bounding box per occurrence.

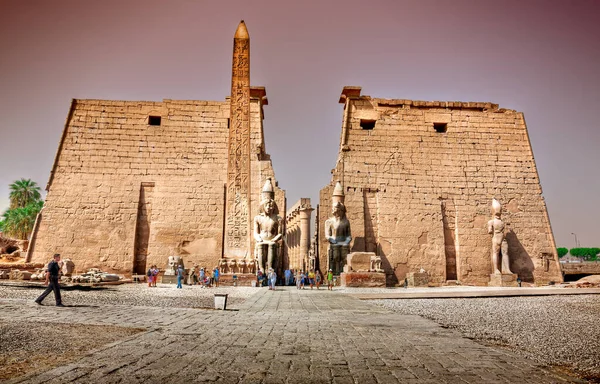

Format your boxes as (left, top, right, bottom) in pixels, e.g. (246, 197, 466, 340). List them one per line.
(224, 20, 251, 258)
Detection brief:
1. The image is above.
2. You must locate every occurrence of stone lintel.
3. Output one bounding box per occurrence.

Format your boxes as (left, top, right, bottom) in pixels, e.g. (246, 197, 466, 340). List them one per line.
(285, 198, 313, 221)
(339, 86, 362, 104)
(375, 98, 502, 112)
(250, 86, 268, 105)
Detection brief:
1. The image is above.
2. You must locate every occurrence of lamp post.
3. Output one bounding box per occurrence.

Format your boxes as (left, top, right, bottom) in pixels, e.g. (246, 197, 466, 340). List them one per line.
(571, 232, 579, 248)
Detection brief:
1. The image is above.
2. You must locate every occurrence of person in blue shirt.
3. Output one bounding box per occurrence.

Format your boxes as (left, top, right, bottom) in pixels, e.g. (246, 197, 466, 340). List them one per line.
(176, 265, 185, 289)
(213, 266, 220, 287)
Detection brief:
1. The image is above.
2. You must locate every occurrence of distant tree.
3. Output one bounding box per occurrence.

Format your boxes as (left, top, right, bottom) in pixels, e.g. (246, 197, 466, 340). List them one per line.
(556, 248, 569, 258)
(569, 248, 600, 261)
(0, 200, 43, 240)
(9, 179, 41, 209)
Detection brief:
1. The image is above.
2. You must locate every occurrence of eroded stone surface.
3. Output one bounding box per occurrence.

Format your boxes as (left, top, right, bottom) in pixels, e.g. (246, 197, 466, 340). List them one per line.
(28, 22, 285, 275)
(319, 89, 562, 287)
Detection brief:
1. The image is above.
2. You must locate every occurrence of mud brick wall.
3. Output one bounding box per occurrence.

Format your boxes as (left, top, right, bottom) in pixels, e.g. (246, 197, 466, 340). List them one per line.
(29, 97, 283, 274)
(320, 96, 562, 286)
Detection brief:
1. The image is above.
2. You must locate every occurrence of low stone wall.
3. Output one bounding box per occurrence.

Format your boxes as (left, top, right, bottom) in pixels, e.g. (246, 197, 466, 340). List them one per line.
(219, 274, 258, 287)
(561, 262, 600, 275)
(340, 272, 386, 287)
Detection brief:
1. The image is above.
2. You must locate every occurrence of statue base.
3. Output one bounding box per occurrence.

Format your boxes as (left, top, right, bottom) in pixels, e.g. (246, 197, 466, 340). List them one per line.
(161, 275, 179, 284)
(406, 272, 429, 287)
(340, 272, 386, 288)
(488, 273, 518, 287)
(219, 273, 257, 287)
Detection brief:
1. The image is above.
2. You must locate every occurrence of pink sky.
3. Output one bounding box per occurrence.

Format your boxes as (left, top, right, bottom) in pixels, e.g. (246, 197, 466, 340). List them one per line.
(0, 0, 598, 248)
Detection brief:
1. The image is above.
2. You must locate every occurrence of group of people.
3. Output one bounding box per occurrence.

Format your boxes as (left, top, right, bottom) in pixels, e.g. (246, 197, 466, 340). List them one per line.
(187, 265, 220, 288)
(146, 265, 159, 287)
(281, 268, 335, 290)
(256, 268, 278, 290)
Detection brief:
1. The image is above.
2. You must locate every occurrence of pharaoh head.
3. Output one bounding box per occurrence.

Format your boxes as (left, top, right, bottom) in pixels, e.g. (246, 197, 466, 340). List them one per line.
(259, 178, 279, 216)
(332, 201, 346, 218)
(492, 199, 502, 218)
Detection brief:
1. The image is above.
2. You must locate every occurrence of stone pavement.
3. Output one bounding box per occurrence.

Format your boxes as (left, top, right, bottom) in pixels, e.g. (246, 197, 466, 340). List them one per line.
(1, 287, 580, 384)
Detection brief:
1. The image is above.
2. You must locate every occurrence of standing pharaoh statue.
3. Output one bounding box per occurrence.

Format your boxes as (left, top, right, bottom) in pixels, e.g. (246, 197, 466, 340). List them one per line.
(487, 199, 512, 275)
(325, 181, 352, 275)
(254, 178, 282, 274)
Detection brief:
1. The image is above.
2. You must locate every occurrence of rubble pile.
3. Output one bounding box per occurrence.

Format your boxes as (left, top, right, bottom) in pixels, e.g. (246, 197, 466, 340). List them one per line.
(70, 268, 121, 284)
(565, 275, 600, 288)
(0, 236, 28, 260)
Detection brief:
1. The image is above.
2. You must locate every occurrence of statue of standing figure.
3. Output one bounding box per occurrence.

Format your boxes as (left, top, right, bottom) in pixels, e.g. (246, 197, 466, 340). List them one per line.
(254, 178, 282, 274)
(487, 199, 512, 275)
(325, 181, 352, 275)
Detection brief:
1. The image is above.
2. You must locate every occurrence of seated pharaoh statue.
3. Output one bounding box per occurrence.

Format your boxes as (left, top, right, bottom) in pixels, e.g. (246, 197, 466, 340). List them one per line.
(324, 181, 352, 275)
(487, 198, 512, 275)
(254, 178, 282, 274)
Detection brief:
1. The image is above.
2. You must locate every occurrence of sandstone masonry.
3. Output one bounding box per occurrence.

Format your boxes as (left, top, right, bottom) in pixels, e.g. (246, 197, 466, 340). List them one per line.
(319, 87, 562, 286)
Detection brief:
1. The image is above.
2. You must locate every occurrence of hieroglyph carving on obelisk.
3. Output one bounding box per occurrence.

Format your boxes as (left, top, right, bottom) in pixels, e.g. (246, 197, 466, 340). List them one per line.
(224, 21, 251, 258)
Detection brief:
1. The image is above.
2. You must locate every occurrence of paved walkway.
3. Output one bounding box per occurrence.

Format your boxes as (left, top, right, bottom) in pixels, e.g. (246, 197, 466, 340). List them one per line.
(1, 287, 580, 384)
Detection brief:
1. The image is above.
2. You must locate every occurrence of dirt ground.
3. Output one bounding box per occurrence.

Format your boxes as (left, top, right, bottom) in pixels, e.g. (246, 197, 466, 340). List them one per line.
(0, 321, 143, 381)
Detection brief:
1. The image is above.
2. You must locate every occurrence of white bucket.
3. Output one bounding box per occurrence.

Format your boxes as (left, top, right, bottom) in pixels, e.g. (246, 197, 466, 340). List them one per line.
(214, 294, 228, 310)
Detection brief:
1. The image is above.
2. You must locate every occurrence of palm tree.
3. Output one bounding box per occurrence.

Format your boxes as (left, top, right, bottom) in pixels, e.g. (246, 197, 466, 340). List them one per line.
(1, 200, 43, 240)
(9, 179, 41, 209)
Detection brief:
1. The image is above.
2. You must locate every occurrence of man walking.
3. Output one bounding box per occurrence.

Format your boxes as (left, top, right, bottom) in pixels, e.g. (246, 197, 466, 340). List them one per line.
(176, 264, 185, 289)
(35, 253, 65, 307)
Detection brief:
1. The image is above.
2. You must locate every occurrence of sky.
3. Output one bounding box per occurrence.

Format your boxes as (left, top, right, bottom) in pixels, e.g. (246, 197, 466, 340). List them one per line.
(0, 0, 598, 248)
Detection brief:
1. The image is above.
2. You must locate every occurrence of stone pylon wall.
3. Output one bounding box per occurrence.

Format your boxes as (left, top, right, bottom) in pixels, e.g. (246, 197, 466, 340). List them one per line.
(319, 91, 562, 286)
(29, 97, 283, 274)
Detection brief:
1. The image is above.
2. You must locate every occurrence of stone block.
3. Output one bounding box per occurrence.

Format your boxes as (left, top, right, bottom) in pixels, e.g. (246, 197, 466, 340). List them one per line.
(345, 252, 376, 272)
(340, 272, 386, 287)
(406, 272, 429, 287)
(161, 275, 178, 284)
(10, 270, 32, 280)
(488, 273, 518, 287)
(219, 273, 257, 287)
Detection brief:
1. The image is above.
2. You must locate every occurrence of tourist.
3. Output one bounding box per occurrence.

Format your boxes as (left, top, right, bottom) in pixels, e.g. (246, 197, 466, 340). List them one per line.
(308, 269, 315, 289)
(151, 265, 159, 287)
(270, 268, 277, 291)
(35, 253, 65, 307)
(191, 265, 198, 285)
(147, 265, 153, 287)
(327, 269, 334, 290)
(295, 270, 302, 290)
(213, 266, 220, 287)
(176, 264, 184, 289)
(315, 270, 321, 289)
(206, 269, 213, 288)
(267, 269, 273, 290)
(300, 271, 306, 289)
(199, 267, 205, 286)
(284, 269, 291, 286)
(257, 268, 264, 287)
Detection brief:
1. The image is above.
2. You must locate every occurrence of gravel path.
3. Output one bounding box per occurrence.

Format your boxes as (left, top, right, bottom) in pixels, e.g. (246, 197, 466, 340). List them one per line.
(375, 295, 600, 381)
(0, 283, 258, 309)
